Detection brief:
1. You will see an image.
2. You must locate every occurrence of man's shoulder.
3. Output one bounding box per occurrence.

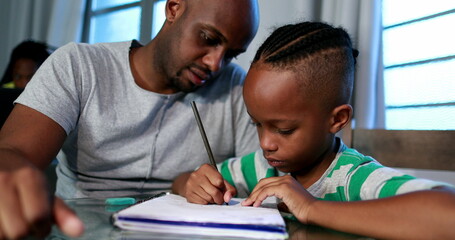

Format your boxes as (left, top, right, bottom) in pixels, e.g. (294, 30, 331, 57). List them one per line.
(63, 40, 133, 48)
(54, 41, 133, 57)
(216, 62, 247, 82)
(196, 63, 247, 95)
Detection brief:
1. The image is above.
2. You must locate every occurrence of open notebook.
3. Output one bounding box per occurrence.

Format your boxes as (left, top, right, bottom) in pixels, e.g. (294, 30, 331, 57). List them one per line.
(112, 193, 288, 239)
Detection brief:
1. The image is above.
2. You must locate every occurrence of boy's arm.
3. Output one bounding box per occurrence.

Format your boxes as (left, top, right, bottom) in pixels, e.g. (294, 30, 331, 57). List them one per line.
(243, 176, 455, 240)
(308, 186, 455, 240)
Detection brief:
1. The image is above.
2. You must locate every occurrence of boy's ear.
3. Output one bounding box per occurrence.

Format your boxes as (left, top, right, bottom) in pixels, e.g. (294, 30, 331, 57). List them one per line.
(165, 0, 184, 23)
(329, 104, 353, 134)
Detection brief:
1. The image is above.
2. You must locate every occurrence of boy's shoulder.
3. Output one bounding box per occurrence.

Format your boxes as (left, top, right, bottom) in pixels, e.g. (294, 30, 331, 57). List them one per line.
(330, 143, 380, 176)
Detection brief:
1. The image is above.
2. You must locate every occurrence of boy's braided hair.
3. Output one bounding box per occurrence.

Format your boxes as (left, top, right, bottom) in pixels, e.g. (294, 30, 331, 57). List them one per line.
(253, 21, 358, 67)
(251, 21, 359, 109)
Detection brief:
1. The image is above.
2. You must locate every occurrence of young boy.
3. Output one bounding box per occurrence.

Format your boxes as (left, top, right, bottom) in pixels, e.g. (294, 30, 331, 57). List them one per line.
(172, 21, 455, 239)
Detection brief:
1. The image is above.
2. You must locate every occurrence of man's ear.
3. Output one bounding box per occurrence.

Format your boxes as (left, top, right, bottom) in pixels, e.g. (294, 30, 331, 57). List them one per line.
(165, 0, 184, 23)
(329, 104, 353, 134)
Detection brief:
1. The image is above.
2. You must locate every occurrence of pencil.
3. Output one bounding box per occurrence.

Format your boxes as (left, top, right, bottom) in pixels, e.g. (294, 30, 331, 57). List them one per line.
(190, 101, 218, 170)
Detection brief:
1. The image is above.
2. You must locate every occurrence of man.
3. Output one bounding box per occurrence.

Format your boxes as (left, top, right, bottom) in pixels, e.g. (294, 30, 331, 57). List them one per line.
(0, 0, 259, 238)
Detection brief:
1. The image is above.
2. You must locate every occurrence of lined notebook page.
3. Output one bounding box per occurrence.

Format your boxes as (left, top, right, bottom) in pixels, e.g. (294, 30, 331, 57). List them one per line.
(120, 193, 282, 224)
(113, 193, 287, 239)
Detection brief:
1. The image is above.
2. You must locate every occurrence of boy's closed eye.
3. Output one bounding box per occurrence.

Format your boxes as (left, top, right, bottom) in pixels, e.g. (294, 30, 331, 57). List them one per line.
(276, 128, 295, 135)
(249, 119, 295, 135)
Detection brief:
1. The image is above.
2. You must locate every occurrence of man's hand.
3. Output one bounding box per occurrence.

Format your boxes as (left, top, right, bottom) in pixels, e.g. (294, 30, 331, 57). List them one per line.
(172, 164, 237, 205)
(0, 163, 84, 239)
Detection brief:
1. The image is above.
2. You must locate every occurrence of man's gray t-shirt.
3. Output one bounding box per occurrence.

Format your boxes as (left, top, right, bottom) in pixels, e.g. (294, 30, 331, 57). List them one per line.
(16, 41, 259, 198)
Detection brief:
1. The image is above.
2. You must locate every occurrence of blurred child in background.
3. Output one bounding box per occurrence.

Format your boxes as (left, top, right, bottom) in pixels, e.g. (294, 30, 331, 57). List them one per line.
(1, 40, 50, 89)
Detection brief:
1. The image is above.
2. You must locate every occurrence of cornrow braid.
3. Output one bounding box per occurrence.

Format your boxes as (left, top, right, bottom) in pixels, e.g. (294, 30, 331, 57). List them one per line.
(252, 21, 358, 67)
(256, 24, 295, 56)
(254, 22, 331, 62)
(268, 29, 350, 65)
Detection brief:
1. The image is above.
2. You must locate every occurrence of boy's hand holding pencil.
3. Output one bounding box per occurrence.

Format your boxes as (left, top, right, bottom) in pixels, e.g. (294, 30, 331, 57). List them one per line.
(181, 164, 237, 205)
(172, 101, 236, 205)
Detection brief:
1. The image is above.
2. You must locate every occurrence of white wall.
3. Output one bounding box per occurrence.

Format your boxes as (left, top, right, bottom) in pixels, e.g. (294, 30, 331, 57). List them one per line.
(0, 0, 55, 79)
(0, 0, 84, 79)
(398, 168, 455, 186)
(233, 0, 319, 71)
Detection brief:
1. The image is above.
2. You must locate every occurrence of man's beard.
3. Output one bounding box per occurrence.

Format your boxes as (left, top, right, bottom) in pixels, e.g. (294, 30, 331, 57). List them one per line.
(169, 76, 197, 93)
(169, 68, 202, 93)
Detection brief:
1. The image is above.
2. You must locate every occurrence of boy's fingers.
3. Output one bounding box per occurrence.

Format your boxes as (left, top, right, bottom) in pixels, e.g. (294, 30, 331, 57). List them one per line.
(223, 180, 236, 203)
(249, 177, 286, 199)
(248, 177, 275, 197)
(252, 191, 276, 207)
(190, 174, 223, 204)
(244, 183, 282, 207)
(192, 165, 224, 189)
(241, 198, 253, 206)
(200, 183, 224, 204)
(242, 196, 267, 207)
(189, 164, 235, 205)
(202, 166, 228, 204)
(224, 191, 233, 203)
(192, 185, 215, 204)
(206, 171, 225, 188)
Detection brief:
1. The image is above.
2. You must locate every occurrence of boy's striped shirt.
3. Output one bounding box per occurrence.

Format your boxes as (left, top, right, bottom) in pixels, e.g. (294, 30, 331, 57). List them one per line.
(218, 139, 451, 200)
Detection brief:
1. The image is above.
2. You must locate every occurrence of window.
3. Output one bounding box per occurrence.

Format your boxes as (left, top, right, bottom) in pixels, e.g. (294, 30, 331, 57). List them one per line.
(382, 0, 455, 130)
(82, 0, 166, 44)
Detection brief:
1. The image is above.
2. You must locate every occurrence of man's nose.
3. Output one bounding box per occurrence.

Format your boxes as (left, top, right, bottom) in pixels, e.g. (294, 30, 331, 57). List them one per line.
(202, 48, 225, 72)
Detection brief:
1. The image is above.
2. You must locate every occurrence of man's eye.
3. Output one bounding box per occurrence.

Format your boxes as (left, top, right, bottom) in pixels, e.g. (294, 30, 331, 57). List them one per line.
(249, 120, 261, 127)
(224, 52, 238, 61)
(200, 31, 219, 46)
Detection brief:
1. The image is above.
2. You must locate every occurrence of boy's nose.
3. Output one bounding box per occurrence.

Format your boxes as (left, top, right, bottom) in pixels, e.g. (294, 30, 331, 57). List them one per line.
(259, 132, 278, 153)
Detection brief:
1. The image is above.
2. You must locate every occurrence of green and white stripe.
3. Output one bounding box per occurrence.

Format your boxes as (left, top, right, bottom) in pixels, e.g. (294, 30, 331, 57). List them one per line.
(218, 152, 278, 198)
(219, 139, 452, 201)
